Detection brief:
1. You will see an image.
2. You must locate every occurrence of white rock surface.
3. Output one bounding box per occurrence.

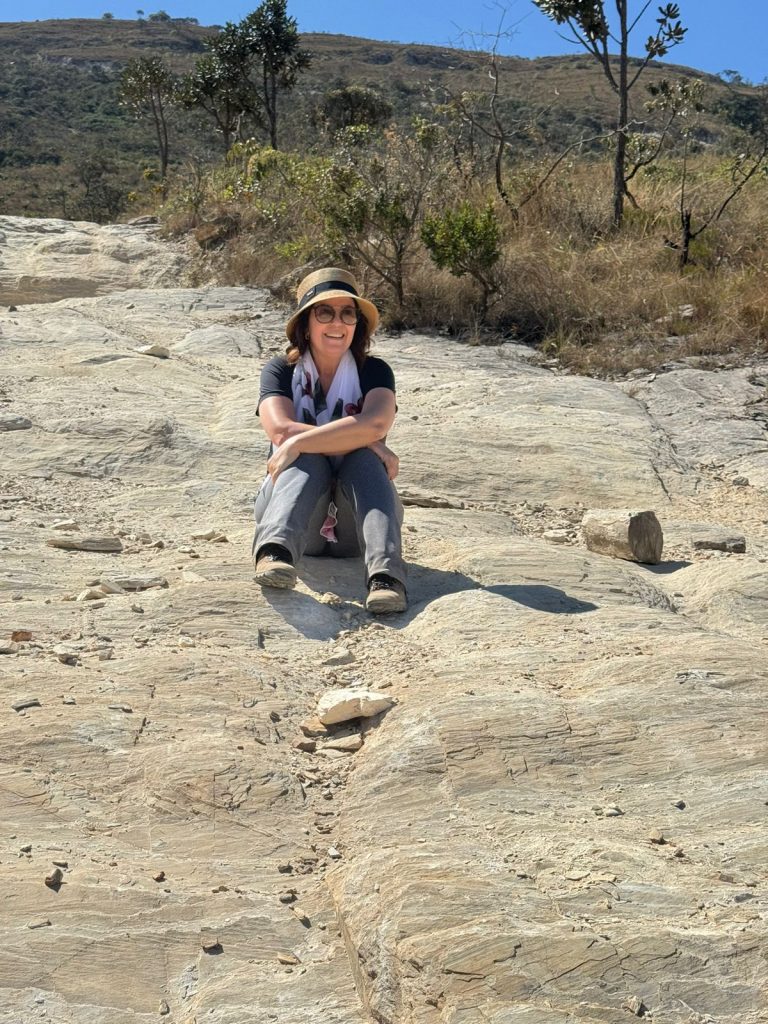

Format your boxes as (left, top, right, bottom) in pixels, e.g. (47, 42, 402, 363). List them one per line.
(0, 215, 188, 304)
(0, 220, 767, 1024)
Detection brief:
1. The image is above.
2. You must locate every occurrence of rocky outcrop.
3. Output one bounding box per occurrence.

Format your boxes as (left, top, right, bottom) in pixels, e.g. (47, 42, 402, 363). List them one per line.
(0, 215, 189, 305)
(0, 224, 766, 1024)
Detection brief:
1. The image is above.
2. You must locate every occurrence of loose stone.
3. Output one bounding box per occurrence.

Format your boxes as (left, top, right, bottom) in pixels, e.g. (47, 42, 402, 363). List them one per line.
(46, 535, 123, 553)
(135, 344, 170, 358)
(277, 953, 300, 966)
(51, 519, 79, 532)
(0, 413, 32, 431)
(45, 867, 64, 890)
(291, 906, 311, 926)
(12, 697, 41, 712)
(317, 688, 395, 726)
(292, 738, 317, 753)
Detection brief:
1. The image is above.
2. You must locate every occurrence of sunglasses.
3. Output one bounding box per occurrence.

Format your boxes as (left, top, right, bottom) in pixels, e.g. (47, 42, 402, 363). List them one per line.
(312, 304, 359, 326)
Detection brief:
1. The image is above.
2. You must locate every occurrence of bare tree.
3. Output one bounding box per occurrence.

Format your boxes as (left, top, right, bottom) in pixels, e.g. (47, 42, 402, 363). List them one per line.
(533, 1, 686, 226)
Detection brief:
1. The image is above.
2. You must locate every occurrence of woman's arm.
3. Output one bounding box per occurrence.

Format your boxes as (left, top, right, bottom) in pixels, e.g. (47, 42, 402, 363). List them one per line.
(266, 388, 397, 481)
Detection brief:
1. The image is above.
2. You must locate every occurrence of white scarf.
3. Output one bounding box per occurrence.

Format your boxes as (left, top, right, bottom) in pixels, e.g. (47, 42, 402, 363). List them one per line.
(291, 350, 362, 427)
(290, 350, 363, 542)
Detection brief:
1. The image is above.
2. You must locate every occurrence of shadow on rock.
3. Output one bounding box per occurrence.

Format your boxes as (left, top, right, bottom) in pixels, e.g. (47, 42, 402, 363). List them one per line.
(259, 587, 344, 641)
(259, 562, 599, 640)
(642, 560, 692, 575)
(484, 583, 598, 613)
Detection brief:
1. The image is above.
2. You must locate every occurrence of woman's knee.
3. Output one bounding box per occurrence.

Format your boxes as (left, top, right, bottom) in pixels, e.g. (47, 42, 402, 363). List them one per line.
(337, 447, 385, 480)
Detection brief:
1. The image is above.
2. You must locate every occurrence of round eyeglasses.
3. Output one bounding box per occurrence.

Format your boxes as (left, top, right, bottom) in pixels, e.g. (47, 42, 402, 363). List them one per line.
(312, 304, 359, 326)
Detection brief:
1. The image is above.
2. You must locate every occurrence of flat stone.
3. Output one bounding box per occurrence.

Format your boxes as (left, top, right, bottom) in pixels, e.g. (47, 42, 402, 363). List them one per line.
(692, 527, 747, 553)
(0, 413, 32, 431)
(277, 953, 300, 966)
(322, 646, 355, 667)
(320, 733, 363, 753)
(51, 519, 79, 531)
(11, 697, 41, 712)
(317, 688, 395, 726)
(135, 344, 170, 359)
(105, 574, 167, 591)
(46, 535, 123, 553)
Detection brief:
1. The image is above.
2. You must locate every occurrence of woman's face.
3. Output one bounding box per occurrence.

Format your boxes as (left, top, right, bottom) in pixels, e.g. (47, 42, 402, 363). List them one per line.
(307, 296, 358, 366)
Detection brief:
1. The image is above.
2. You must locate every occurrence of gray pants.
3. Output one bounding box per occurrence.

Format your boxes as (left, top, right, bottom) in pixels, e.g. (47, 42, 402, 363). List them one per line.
(253, 449, 406, 587)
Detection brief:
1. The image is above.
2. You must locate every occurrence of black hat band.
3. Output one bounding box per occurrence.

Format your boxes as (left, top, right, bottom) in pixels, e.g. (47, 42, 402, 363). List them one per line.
(297, 280, 358, 310)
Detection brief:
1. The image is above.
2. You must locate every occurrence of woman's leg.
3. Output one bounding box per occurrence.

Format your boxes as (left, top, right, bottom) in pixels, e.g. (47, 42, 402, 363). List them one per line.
(335, 448, 406, 587)
(253, 453, 333, 565)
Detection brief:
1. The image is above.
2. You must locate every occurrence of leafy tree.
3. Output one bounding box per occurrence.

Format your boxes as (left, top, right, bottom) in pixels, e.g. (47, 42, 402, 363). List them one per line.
(182, 0, 310, 151)
(318, 85, 393, 133)
(533, 1, 687, 226)
(315, 120, 449, 312)
(422, 200, 501, 313)
(148, 10, 171, 21)
(178, 37, 249, 153)
(71, 154, 125, 223)
(237, 0, 312, 149)
(119, 56, 176, 183)
(101, 12, 115, 19)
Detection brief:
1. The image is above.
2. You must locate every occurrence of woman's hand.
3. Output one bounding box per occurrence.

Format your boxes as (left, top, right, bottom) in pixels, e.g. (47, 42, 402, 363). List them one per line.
(369, 440, 400, 481)
(267, 437, 301, 483)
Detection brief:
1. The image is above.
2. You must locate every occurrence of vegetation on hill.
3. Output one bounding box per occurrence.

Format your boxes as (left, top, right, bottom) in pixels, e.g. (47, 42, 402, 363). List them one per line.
(0, 7, 766, 375)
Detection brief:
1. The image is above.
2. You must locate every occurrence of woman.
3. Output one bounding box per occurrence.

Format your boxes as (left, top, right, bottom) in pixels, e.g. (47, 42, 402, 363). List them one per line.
(253, 267, 407, 614)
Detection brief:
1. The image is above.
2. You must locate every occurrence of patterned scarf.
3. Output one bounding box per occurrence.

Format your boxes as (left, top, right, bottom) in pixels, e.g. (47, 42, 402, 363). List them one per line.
(291, 350, 362, 542)
(291, 350, 362, 427)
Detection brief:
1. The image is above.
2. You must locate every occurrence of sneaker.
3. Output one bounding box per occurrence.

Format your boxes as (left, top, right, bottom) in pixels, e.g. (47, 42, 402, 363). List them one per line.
(366, 574, 407, 614)
(254, 544, 297, 589)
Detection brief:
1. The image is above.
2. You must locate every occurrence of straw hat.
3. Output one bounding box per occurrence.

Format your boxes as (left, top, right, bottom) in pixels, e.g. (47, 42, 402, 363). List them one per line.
(285, 267, 379, 340)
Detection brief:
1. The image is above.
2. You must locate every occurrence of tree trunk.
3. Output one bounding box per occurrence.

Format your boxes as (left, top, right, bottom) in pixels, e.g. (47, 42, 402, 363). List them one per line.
(679, 208, 692, 269)
(613, 3, 629, 228)
(582, 509, 664, 564)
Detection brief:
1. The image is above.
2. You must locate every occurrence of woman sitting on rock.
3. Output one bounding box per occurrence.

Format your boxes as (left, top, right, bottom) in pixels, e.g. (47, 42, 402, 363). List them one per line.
(253, 267, 407, 614)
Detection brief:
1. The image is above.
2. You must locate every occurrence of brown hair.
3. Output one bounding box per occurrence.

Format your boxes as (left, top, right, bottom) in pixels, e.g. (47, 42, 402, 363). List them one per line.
(285, 304, 372, 369)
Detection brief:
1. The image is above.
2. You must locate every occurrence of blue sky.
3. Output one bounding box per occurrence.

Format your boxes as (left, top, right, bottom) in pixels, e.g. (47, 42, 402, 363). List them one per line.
(8, 1, 767, 84)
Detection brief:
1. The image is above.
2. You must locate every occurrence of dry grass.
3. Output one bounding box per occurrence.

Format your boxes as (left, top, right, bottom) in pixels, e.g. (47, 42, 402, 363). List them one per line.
(159, 151, 768, 377)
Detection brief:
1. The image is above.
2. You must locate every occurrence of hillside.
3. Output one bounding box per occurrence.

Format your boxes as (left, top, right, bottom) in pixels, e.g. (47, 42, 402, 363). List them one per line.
(0, 18, 745, 218)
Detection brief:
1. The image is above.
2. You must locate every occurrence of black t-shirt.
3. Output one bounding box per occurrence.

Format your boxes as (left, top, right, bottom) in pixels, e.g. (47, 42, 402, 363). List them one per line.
(257, 354, 395, 413)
